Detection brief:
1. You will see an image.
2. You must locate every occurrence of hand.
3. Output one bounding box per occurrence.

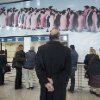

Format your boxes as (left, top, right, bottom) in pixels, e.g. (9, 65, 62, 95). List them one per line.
(45, 83, 54, 92)
(47, 77, 53, 85)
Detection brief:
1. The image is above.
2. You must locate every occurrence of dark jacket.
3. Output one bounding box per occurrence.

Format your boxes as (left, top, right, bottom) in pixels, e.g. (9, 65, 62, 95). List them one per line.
(15, 50, 25, 68)
(0, 54, 7, 72)
(71, 49, 78, 69)
(87, 54, 100, 87)
(84, 54, 94, 66)
(24, 50, 36, 69)
(0, 54, 7, 68)
(35, 41, 71, 100)
(88, 54, 100, 76)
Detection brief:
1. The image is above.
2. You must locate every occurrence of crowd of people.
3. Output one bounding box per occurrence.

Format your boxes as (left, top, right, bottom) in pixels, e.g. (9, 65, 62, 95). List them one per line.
(0, 28, 100, 100)
(12, 44, 36, 89)
(0, 5, 100, 32)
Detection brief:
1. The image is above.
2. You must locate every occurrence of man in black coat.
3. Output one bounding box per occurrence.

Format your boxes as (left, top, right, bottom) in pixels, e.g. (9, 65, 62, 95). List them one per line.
(0, 50, 7, 85)
(68, 45, 78, 93)
(35, 28, 71, 100)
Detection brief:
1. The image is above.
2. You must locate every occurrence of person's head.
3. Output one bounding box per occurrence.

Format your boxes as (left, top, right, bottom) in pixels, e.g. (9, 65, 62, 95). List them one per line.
(49, 28, 60, 41)
(30, 46, 35, 51)
(70, 45, 75, 50)
(90, 48, 96, 54)
(17, 44, 24, 52)
(0, 50, 4, 54)
(90, 47, 93, 49)
(89, 47, 93, 53)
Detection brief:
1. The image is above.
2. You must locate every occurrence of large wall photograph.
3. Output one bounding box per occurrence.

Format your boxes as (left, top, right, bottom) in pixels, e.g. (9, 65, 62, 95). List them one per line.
(0, 0, 100, 61)
(0, 0, 100, 32)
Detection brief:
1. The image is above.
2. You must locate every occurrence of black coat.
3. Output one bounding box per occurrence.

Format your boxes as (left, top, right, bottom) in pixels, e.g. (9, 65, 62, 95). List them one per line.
(35, 41, 71, 100)
(15, 50, 25, 68)
(0, 54, 7, 73)
(84, 54, 94, 66)
(85, 54, 100, 87)
(71, 49, 78, 68)
(88, 54, 100, 76)
(84, 54, 95, 73)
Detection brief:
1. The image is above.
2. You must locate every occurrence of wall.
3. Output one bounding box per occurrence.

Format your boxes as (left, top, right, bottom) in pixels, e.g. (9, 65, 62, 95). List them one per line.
(0, 0, 100, 10)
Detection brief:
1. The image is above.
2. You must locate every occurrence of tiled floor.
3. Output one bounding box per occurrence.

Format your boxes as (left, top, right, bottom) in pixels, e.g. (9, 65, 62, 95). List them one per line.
(0, 69, 100, 100)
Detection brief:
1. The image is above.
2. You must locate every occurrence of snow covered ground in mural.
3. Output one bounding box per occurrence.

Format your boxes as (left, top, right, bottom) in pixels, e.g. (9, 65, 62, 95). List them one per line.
(0, 27, 100, 62)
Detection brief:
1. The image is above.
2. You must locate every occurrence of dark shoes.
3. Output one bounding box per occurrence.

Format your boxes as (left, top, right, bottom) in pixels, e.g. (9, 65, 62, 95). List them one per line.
(27, 87, 30, 89)
(95, 93, 100, 97)
(30, 87, 34, 90)
(90, 90, 100, 97)
(15, 86, 22, 90)
(0, 83, 4, 86)
(27, 87, 34, 90)
(68, 89, 74, 93)
(15, 87, 22, 90)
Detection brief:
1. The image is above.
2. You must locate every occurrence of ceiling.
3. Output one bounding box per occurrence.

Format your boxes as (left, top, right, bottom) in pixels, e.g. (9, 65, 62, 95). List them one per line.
(0, 0, 31, 4)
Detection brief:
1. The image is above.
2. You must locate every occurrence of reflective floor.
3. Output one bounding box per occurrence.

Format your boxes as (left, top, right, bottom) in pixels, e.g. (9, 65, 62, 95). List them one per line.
(0, 69, 100, 100)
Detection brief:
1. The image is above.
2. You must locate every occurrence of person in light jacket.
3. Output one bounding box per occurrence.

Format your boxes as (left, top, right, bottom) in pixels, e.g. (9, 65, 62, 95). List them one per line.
(23, 46, 36, 89)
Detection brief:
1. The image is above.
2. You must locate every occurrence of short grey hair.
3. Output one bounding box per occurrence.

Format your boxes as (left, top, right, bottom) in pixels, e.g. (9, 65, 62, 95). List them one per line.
(49, 28, 60, 40)
(90, 49, 96, 54)
(30, 46, 34, 50)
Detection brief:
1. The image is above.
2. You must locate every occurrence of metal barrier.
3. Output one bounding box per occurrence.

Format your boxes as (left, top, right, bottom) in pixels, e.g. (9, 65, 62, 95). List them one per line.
(75, 63, 89, 90)
(5, 62, 90, 90)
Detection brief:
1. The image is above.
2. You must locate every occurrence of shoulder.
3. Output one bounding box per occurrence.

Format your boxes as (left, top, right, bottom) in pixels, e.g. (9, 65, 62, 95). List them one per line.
(16, 50, 25, 55)
(0, 54, 6, 58)
(85, 54, 90, 57)
(25, 51, 29, 55)
(61, 46, 71, 55)
(38, 44, 48, 51)
(72, 50, 78, 55)
(95, 54, 99, 58)
(64, 46, 71, 52)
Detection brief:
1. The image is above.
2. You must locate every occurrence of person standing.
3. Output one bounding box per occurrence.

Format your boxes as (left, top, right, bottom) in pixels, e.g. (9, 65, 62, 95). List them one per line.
(84, 47, 94, 69)
(88, 49, 100, 97)
(35, 28, 71, 100)
(84, 49, 100, 97)
(68, 45, 78, 93)
(0, 50, 7, 85)
(14, 44, 25, 89)
(23, 46, 36, 89)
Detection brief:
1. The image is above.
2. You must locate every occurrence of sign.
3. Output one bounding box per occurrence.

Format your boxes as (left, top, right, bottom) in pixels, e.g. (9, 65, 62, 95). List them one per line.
(31, 36, 49, 42)
(0, 36, 68, 42)
(16, 37, 24, 42)
(0, 37, 24, 42)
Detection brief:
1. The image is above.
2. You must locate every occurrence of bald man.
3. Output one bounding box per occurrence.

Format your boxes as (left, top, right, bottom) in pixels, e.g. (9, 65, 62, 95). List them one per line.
(35, 28, 71, 100)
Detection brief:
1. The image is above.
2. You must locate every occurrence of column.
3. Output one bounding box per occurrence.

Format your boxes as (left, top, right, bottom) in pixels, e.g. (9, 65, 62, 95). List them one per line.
(24, 37, 31, 52)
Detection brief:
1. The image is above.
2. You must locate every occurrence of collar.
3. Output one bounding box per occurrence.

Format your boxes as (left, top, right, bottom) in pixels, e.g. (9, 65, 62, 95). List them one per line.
(47, 40, 60, 44)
